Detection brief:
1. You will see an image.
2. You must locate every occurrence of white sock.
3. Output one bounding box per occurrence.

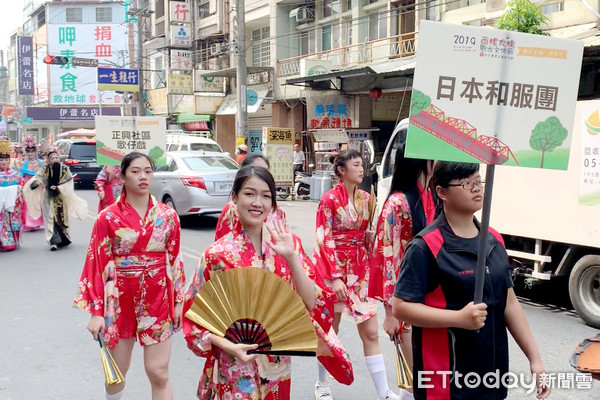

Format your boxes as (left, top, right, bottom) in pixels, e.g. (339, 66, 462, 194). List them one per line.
(105, 386, 125, 400)
(365, 354, 389, 399)
(317, 361, 329, 385)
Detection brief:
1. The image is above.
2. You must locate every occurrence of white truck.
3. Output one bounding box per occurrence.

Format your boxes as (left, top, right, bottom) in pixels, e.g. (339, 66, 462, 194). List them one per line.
(377, 101, 600, 328)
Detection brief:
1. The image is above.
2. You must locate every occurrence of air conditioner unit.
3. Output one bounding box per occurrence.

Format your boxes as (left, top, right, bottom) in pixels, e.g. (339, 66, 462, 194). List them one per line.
(295, 7, 314, 24)
(210, 43, 223, 55)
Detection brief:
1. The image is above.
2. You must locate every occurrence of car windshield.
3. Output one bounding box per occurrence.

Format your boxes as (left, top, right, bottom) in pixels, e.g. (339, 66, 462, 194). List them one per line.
(70, 143, 96, 159)
(182, 156, 238, 171)
(190, 143, 222, 152)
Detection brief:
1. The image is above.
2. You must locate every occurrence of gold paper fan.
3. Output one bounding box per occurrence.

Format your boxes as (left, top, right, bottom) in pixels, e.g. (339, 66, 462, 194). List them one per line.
(393, 333, 413, 389)
(185, 267, 318, 356)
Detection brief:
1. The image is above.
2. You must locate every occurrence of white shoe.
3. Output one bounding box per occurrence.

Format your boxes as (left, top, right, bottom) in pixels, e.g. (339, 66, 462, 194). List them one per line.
(315, 382, 333, 400)
(398, 389, 415, 400)
(382, 391, 401, 400)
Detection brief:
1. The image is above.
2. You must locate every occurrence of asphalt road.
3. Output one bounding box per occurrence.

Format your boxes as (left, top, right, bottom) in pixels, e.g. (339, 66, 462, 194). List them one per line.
(0, 188, 599, 399)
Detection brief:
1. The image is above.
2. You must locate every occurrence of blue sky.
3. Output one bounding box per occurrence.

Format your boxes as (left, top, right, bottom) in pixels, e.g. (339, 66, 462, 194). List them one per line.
(0, 2, 25, 62)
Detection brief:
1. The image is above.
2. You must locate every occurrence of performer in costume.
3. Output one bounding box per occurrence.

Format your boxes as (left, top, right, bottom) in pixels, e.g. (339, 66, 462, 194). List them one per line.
(19, 136, 44, 231)
(184, 166, 352, 400)
(26, 148, 86, 251)
(0, 137, 24, 251)
(313, 149, 400, 400)
(74, 152, 186, 400)
(369, 148, 435, 400)
(95, 165, 123, 212)
(215, 153, 286, 240)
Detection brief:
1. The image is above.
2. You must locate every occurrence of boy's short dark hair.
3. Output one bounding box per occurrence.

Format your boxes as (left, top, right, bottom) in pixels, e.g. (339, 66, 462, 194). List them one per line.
(433, 162, 479, 188)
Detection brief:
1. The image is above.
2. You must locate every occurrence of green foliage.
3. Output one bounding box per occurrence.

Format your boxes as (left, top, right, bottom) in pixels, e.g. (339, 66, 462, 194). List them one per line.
(496, 0, 549, 35)
(148, 146, 164, 161)
(529, 116, 568, 167)
(409, 90, 432, 116)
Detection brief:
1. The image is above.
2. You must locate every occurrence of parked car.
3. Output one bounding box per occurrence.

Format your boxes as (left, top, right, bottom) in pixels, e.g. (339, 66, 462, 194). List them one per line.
(166, 132, 224, 153)
(54, 139, 101, 187)
(151, 151, 238, 217)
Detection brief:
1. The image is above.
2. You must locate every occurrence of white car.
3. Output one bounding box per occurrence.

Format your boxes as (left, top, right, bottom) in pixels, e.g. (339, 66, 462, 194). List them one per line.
(151, 151, 238, 216)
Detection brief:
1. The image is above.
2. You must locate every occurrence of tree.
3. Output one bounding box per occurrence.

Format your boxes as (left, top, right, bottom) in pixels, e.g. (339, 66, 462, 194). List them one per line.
(529, 116, 567, 167)
(409, 90, 431, 116)
(496, 0, 548, 35)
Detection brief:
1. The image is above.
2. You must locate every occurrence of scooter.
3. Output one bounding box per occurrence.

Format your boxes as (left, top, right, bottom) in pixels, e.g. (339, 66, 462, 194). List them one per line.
(294, 171, 311, 197)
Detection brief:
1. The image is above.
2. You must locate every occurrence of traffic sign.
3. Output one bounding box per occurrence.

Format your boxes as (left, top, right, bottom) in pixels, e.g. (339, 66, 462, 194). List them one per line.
(72, 57, 98, 67)
(97, 67, 139, 92)
(22, 117, 33, 124)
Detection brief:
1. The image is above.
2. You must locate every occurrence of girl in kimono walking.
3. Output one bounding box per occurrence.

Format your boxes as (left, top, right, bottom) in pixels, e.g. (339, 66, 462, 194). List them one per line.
(95, 165, 123, 212)
(215, 154, 286, 240)
(74, 152, 186, 400)
(313, 149, 400, 400)
(369, 148, 435, 400)
(184, 166, 352, 400)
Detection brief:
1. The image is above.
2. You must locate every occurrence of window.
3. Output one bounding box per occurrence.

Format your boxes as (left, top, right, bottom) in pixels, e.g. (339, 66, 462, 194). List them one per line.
(251, 27, 270, 67)
(36, 11, 45, 28)
(155, 0, 165, 18)
(323, 0, 341, 17)
(183, 156, 239, 171)
(426, 0, 437, 21)
(322, 25, 331, 51)
(96, 7, 112, 22)
(369, 11, 387, 40)
(66, 8, 82, 23)
(198, 0, 210, 18)
(298, 30, 316, 55)
(344, 0, 352, 12)
(190, 143, 223, 152)
(541, 2, 564, 14)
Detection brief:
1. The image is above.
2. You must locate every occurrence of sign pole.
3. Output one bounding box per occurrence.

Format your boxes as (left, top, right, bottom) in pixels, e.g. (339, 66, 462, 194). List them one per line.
(473, 164, 495, 304)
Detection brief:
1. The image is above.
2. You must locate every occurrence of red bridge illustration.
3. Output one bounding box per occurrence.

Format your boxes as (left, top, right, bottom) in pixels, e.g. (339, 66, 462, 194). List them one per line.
(410, 104, 518, 165)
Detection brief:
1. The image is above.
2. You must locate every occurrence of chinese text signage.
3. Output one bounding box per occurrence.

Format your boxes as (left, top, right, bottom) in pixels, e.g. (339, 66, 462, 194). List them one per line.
(48, 23, 129, 105)
(578, 101, 600, 205)
(406, 21, 583, 170)
(169, 1, 191, 23)
(98, 68, 139, 92)
(17, 36, 34, 95)
(170, 49, 192, 71)
(262, 127, 294, 186)
(306, 92, 354, 130)
(95, 116, 167, 166)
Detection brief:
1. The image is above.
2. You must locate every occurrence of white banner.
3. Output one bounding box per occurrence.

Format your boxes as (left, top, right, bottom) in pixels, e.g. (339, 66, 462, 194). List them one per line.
(169, 1, 191, 23)
(170, 49, 192, 71)
(170, 25, 192, 47)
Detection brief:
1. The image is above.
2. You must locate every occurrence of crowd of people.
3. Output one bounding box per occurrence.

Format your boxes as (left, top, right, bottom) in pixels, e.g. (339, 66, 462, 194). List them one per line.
(69, 142, 554, 400)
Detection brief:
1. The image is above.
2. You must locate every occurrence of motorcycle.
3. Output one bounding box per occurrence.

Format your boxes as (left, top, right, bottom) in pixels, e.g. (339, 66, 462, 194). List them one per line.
(294, 171, 311, 197)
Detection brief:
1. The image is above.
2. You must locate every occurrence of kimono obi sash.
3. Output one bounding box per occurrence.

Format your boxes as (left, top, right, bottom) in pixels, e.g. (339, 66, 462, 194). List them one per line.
(332, 229, 365, 250)
(115, 253, 166, 277)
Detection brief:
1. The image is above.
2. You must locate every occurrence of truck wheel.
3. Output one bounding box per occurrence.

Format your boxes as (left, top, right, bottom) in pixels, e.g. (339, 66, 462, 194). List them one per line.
(569, 255, 600, 328)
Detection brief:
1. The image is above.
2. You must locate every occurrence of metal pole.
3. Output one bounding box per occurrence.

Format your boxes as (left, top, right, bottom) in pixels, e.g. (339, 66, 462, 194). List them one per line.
(235, 0, 247, 140)
(136, 12, 145, 117)
(473, 164, 495, 304)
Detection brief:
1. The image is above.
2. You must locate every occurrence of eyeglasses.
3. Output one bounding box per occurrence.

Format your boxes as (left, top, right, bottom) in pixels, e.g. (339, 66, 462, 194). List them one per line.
(447, 180, 485, 190)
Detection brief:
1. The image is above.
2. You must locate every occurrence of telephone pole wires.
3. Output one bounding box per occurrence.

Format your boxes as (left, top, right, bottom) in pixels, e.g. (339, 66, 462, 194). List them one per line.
(235, 0, 247, 140)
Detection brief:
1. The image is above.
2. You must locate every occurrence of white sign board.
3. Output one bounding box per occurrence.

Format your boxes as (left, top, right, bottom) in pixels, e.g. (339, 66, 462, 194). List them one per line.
(48, 24, 130, 105)
(194, 70, 225, 93)
(169, 1, 191, 23)
(95, 116, 167, 166)
(578, 101, 600, 205)
(170, 25, 192, 47)
(170, 49, 192, 71)
(406, 21, 584, 170)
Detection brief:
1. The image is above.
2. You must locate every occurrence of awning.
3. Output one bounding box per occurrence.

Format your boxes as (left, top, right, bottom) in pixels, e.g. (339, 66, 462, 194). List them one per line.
(201, 66, 274, 79)
(285, 57, 415, 92)
(176, 113, 213, 123)
(216, 89, 271, 115)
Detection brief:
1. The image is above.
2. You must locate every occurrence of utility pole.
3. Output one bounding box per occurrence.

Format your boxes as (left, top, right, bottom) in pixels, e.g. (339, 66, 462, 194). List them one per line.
(235, 0, 247, 140)
(127, 7, 154, 117)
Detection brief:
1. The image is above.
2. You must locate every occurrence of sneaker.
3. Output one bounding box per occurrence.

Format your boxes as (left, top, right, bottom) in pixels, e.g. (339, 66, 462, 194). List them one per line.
(315, 382, 333, 400)
(382, 391, 401, 400)
(50, 245, 58, 251)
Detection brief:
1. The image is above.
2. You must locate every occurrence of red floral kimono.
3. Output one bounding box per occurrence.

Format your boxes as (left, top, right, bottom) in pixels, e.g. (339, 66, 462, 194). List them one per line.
(0, 167, 24, 251)
(313, 183, 376, 323)
(95, 165, 123, 212)
(215, 201, 287, 241)
(74, 193, 186, 348)
(369, 185, 435, 305)
(184, 223, 353, 400)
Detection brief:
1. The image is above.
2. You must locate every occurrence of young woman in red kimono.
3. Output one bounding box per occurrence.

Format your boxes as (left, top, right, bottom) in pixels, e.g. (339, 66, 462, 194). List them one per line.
(184, 166, 352, 400)
(369, 148, 435, 400)
(215, 153, 286, 240)
(74, 152, 186, 400)
(313, 149, 400, 400)
(96, 165, 123, 212)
